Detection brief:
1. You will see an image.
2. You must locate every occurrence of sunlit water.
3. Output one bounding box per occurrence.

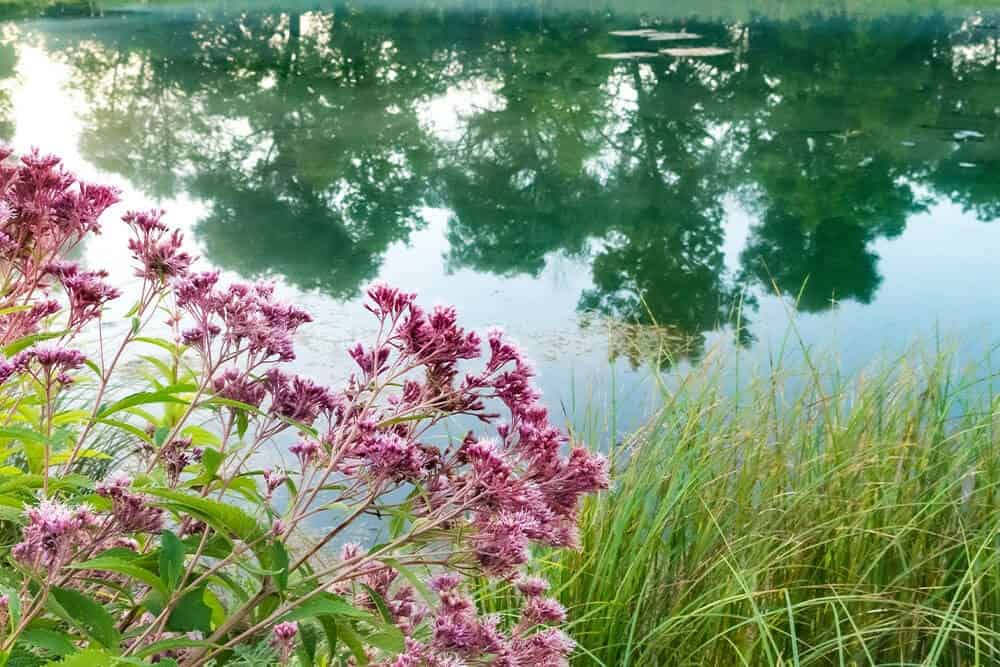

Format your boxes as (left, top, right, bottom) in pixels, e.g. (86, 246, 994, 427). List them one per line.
(2, 1, 999, 445)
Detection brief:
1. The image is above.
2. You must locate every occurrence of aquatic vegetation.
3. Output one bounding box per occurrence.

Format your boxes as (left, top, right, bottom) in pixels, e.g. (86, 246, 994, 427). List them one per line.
(0, 150, 606, 665)
(481, 346, 1000, 665)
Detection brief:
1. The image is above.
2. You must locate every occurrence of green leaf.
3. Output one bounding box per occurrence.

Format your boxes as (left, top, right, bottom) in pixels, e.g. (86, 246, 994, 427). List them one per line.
(166, 585, 212, 634)
(199, 447, 223, 480)
(48, 587, 120, 650)
(19, 628, 76, 657)
(68, 555, 166, 597)
(317, 616, 338, 662)
(132, 337, 179, 354)
(143, 488, 263, 545)
(279, 593, 372, 624)
(0, 585, 21, 626)
(336, 622, 368, 665)
(133, 638, 219, 660)
(96, 384, 196, 419)
(159, 530, 185, 592)
(364, 626, 405, 655)
(42, 648, 116, 666)
(236, 410, 248, 439)
(3, 331, 70, 357)
(269, 540, 290, 592)
(296, 622, 318, 667)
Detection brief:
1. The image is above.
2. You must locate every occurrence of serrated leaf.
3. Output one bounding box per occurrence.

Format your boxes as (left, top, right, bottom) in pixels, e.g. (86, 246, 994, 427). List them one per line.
(48, 587, 120, 650)
(42, 648, 115, 666)
(144, 488, 263, 545)
(68, 555, 166, 597)
(279, 593, 372, 624)
(19, 628, 76, 657)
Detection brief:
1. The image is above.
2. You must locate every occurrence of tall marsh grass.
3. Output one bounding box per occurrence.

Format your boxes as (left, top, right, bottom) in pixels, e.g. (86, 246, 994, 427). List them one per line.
(484, 345, 1000, 666)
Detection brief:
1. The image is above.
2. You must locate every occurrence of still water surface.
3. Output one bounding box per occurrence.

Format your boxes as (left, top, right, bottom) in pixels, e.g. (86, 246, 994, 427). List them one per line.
(1, 1, 999, 432)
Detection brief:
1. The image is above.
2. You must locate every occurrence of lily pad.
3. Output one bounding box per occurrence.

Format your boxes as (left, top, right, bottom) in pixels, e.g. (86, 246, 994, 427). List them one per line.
(660, 47, 732, 57)
(598, 52, 660, 60)
(609, 29, 655, 37)
(644, 32, 702, 41)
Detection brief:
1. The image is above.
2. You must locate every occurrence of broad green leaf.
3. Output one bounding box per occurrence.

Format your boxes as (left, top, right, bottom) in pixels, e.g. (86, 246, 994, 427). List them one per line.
(48, 587, 120, 650)
(279, 593, 372, 624)
(3, 331, 70, 357)
(68, 555, 166, 597)
(97, 384, 196, 419)
(144, 488, 263, 545)
(269, 540, 290, 592)
(166, 585, 212, 634)
(364, 626, 405, 655)
(336, 621, 368, 665)
(159, 530, 185, 592)
(19, 628, 76, 657)
(42, 648, 115, 666)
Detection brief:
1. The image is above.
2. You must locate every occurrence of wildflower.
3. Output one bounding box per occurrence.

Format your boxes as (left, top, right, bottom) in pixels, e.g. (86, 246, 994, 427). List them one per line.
(262, 468, 287, 499)
(96, 473, 164, 534)
(516, 576, 549, 597)
(365, 283, 416, 319)
(289, 437, 322, 467)
(59, 267, 121, 327)
(125, 210, 193, 280)
(270, 621, 298, 664)
(12, 499, 98, 573)
(159, 437, 203, 486)
(213, 367, 266, 408)
(265, 369, 337, 425)
(522, 596, 566, 625)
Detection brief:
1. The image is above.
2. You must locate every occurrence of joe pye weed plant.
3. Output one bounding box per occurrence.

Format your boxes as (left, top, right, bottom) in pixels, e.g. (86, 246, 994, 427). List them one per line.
(0, 149, 608, 666)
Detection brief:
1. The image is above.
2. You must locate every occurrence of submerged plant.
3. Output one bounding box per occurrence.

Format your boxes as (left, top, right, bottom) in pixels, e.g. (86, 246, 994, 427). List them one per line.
(0, 150, 607, 666)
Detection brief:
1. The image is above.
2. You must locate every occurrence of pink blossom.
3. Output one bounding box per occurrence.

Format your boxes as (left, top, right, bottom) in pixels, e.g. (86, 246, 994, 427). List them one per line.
(96, 473, 164, 534)
(270, 621, 298, 664)
(12, 499, 98, 573)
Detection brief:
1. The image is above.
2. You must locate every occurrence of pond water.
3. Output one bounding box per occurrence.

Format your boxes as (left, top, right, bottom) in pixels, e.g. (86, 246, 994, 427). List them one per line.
(1, 0, 999, 434)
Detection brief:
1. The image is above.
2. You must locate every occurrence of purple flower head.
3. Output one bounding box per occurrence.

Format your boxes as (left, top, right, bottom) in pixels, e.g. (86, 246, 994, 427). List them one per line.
(125, 210, 193, 280)
(360, 431, 426, 482)
(507, 628, 575, 666)
(212, 367, 266, 408)
(516, 576, 550, 598)
(365, 283, 416, 319)
(289, 437, 322, 468)
(472, 512, 534, 576)
(96, 473, 164, 534)
(262, 468, 287, 499)
(429, 573, 461, 593)
(270, 621, 298, 664)
(12, 499, 97, 573)
(159, 437, 202, 486)
(522, 596, 567, 625)
(59, 267, 121, 327)
(173, 270, 220, 308)
(348, 342, 391, 379)
(265, 369, 337, 425)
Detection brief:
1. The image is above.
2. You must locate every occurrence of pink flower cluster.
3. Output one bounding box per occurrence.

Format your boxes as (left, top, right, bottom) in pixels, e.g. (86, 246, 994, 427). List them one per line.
(96, 473, 164, 533)
(326, 284, 609, 573)
(0, 150, 120, 344)
(12, 499, 98, 573)
(174, 271, 312, 365)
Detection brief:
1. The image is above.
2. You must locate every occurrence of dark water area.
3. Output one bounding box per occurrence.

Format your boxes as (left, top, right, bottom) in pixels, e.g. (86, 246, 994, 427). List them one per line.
(0, 0, 998, 436)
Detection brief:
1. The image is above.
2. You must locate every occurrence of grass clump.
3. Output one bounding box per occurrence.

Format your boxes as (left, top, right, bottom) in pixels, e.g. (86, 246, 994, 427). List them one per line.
(483, 345, 1000, 666)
